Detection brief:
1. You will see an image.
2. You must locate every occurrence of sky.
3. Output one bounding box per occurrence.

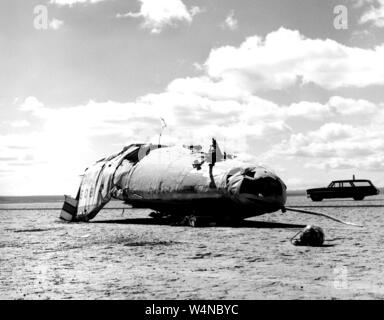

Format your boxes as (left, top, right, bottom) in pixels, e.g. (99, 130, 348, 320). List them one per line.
(0, 0, 384, 195)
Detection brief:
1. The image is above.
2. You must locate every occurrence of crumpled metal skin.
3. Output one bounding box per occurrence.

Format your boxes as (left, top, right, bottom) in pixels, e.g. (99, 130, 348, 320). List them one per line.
(76, 144, 142, 220)
(75, 144, 287, 221)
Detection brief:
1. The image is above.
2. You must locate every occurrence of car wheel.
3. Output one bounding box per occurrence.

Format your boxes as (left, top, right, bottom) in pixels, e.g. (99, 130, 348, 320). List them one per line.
(311, 196, 323, 202)
(353, 196, 364, 201)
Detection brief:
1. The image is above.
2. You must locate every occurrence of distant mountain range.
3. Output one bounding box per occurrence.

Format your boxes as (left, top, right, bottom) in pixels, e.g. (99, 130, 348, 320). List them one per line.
(0, 195, 64, 204)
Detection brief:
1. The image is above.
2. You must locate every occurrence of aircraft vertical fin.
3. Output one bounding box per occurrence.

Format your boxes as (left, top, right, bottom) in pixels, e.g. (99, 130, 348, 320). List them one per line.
(60, 194, 79, 221)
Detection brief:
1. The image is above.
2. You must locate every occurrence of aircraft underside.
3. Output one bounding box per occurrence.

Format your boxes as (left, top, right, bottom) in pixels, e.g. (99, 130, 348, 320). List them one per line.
(125, 195, 281, 220)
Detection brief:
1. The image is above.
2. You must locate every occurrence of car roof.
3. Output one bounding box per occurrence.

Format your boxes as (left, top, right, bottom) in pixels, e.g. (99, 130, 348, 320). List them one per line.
(331, 179, 372, 183)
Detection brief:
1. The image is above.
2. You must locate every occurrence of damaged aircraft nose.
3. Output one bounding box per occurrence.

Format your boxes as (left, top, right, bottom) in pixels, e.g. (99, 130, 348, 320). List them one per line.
(240, 174, 283, 198)
(227, 167, 287, 213)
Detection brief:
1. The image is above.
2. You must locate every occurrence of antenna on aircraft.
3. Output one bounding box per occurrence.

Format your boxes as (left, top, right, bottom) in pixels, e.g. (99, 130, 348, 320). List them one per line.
(158, 117, 167, 146)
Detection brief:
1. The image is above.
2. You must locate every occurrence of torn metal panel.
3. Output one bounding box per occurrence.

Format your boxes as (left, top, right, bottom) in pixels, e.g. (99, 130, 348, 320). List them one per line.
(76, 144, 143, 220)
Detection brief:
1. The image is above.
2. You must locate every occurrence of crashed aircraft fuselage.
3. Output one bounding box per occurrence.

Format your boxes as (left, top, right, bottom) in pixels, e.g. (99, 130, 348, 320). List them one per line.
(60, 143, 287, 223)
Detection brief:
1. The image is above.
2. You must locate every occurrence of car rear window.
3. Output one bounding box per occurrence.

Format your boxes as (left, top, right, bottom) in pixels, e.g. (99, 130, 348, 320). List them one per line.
(353, 181, 371, 187)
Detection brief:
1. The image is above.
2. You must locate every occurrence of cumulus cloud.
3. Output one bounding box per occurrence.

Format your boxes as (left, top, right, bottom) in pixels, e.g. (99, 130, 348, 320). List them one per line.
(281, 96, 379, 120)
(269, 121, 384, 171)
(166, 76, 380, 121)
(116, 0, 200, 33)
(19, 96, 44, 113)
(9, 88, 382, 189)
(221, 11, 238, 30)
(205, 27, 384, 90)
(359, 0, 384, 27)
(2, 88, 383, 194)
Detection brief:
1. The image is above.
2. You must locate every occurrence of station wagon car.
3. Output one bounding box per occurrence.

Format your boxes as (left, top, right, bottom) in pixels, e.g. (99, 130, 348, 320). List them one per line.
(306, 179, 379, 201)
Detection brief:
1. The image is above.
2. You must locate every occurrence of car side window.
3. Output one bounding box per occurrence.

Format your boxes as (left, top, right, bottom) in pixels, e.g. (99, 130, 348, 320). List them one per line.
(329, 182, 337, 188)
(352, 181, 371, 187)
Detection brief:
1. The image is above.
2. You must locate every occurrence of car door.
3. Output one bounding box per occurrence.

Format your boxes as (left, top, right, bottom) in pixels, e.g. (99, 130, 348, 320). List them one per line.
(326, 182, 341, 198)
(333, 182, 343, 197)
(340, 181, 353, 197)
